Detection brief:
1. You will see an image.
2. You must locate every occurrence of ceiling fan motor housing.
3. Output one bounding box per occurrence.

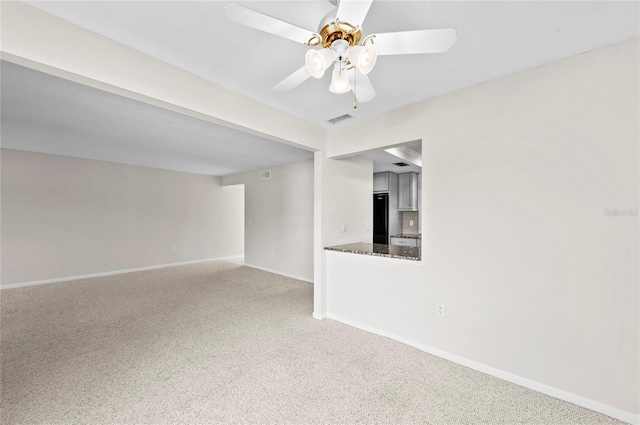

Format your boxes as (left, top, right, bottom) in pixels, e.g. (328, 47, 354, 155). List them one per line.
(318, 11, 362, 48)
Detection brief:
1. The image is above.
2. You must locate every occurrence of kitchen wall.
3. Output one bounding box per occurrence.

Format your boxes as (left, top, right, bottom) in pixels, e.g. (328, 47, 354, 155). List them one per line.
(323, 38, 639, 420)
(222, 159, 314, 282)
(1, 149, 244, 286)
(401, 211, 419, 235)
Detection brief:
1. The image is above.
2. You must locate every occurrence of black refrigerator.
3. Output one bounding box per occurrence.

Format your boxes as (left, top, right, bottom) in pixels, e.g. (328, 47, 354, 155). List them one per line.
(373, 193, 389, 245)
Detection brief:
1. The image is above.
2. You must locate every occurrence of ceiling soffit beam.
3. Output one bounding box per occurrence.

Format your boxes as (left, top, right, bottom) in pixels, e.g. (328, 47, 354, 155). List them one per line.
(384, 146, 422, 167)
(0, 1, 325, 153)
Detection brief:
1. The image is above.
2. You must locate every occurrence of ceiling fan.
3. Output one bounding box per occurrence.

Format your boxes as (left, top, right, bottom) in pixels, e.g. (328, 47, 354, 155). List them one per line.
(224, 0, 457, 105)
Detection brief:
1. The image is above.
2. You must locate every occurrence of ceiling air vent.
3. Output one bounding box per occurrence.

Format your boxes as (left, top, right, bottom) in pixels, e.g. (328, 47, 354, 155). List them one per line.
(393, 162, 410, 167)
(261, 170, 271, 180)
(327, 114, 353, 125)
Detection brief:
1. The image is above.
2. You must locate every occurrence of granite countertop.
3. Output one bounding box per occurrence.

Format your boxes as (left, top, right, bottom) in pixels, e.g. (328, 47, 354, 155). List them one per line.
(324, 243, 421, 261)
(390, 233, 421, 239)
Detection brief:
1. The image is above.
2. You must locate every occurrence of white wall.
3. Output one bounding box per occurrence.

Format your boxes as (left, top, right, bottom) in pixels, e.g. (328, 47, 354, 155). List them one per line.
(1, 149, 244, 285)
(320, 155, 373, 247)
(222, 160, 314, 282)
(313, 151, 373, 318)
(323, 38, 639, 420)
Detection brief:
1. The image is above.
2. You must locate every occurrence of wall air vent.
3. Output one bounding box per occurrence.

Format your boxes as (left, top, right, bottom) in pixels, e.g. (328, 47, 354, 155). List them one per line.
(393, 162, 410, 167)
(327, 114, 353, 124)
(261, 170, 271, 179)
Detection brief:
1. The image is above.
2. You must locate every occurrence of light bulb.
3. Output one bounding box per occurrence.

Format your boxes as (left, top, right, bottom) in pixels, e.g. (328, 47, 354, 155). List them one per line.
(329, 67, 351, 94)
(349, 44, 378, 75)
(305, 49, 333, 78)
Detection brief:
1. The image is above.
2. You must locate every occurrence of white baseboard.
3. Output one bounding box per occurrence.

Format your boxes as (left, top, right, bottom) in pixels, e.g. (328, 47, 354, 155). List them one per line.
(312, 312, 326, 320)
(326, 313, 639, 425)
(243, 263, 313, 283)
(0, 256, 245, 290)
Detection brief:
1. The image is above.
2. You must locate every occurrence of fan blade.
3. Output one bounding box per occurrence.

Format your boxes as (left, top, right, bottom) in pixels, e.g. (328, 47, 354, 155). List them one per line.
(273, 66, 312, 92)
(336, 0, 373, 27)
(348, 68, 376, 102)
(372, 28, 457, 56)
(224, 4, 317, 45)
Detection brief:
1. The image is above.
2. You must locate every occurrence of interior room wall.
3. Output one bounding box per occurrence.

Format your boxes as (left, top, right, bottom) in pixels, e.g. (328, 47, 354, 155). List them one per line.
(323, 38, 639, 419)
(1, 149, 244, 286)
(321, 155, 373, 247)
(313, 152, 373, 317)
(222, 159, 314, 282)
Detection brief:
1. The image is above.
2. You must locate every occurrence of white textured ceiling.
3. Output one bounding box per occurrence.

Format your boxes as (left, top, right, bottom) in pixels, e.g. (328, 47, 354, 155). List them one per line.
(4, 1, 638, 176)
(25, 0, 640, 129)
(1, 61, 314, 176)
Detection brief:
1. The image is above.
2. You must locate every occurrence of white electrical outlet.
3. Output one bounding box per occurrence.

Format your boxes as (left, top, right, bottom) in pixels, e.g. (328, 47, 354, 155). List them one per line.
(171, 245, 177, 253)
(436, 302, 446, 317)
(409, 220, 414, 227)
(342, 223, 347, 233)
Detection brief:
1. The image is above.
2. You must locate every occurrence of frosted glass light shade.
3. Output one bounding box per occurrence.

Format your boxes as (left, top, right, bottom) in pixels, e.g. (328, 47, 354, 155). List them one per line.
(349, 44, 378, 74)
(329, 67, 351, 94)
(305, 48, 333, 78)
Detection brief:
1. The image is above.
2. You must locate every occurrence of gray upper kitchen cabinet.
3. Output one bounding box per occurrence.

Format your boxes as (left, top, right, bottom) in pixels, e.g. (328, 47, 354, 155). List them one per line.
(398, 172, 419, 211)
(373, 172, 389, 193)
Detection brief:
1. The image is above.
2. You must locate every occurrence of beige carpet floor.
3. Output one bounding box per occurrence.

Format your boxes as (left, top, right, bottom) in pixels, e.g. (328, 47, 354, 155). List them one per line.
(0, 261, 624, 424)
